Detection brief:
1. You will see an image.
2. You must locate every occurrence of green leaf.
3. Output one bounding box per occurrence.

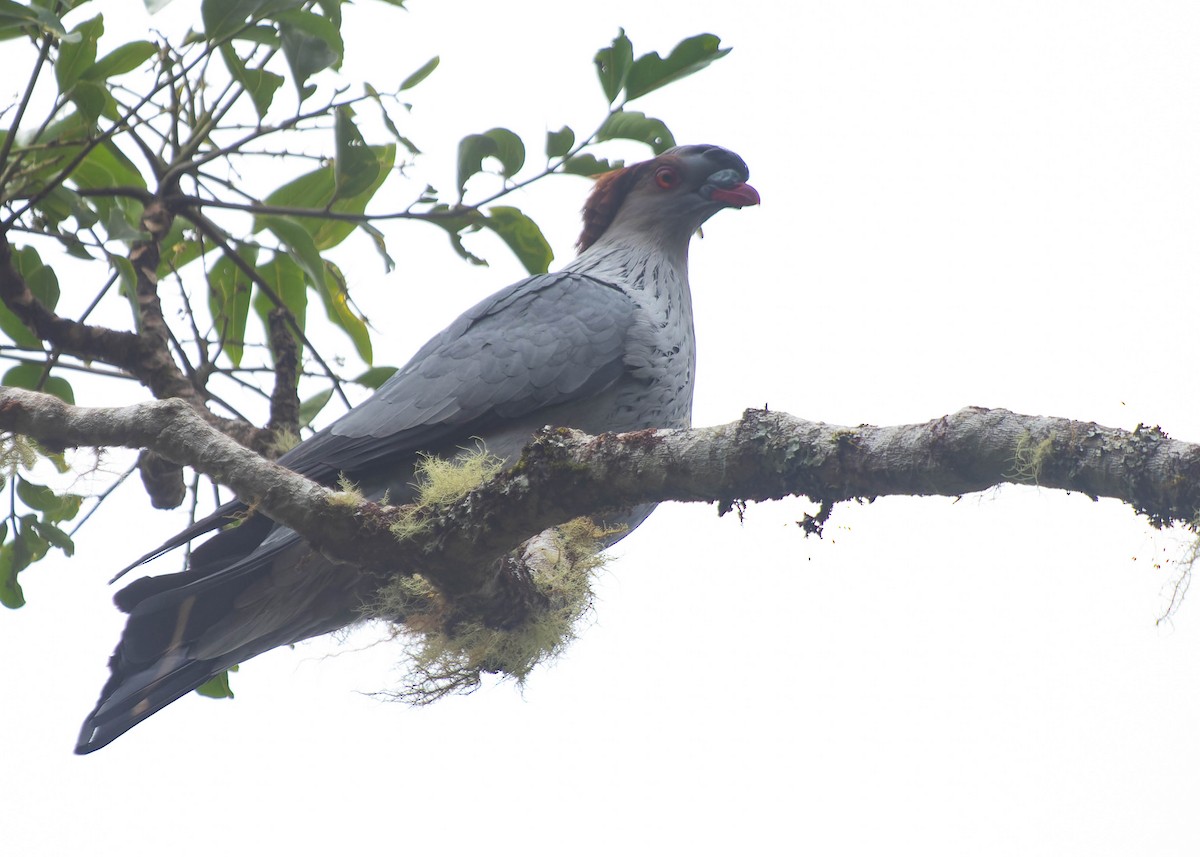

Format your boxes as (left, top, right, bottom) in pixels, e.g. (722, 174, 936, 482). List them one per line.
(2, 364, 74, 404)
(55, 14, 104, 92)
(0, 545, 22, 609)
(17, 480, 81, 526)
(0, 0, 75, 41)
(112, 256, 140, 328)
(34, 520, 74, 555)
(261, 166, 336, 214)
(70, 138, 147, 191)
(16, 478, 56, 512)
(360, 222, 395, 273)
(254, 254, 308, 354)
(546, 126, 575, 160)
(426, 205, 488, 266)
(201, 0, 268, 41)
(484, 206, 553, 275)
(68, 80, 109, 125)
(195, 666, 237, 698)
(353, 366, 397, 389)
(103, 206, 149, 244)
(277, 8, 342, 95)
(457, 128, 525, 195)
(364, 82, 419, 154)
(259, 145, 395, 251)
(13, 515, 48, 573)
(562, 154, 623, 176)
(317, 144, 394, 249)
(219, 43, 282, 119)
(157, 224, 207, 276)
(11, 246, 59, 312)
(399, 55, 438, 90)
(208, 247, 257, 366)
(595, 28, 633, 104)
(333, 107, 380, 202)
(318, 261, 371, 362)
(261, 215, 327, 291)
(298, 387, 333, 427)
(0, 301, 39, 348)
(597, 110, 675, 155)
(625, 33, 731, 101)
(87, 40, 157, 80)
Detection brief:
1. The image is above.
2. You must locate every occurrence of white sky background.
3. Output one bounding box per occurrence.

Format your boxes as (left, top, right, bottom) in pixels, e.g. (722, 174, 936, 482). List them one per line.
(4, 0, 1200, 854)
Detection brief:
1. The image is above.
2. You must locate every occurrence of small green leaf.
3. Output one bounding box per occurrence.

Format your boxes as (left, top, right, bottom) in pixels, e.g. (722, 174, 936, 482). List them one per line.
(207, 247, 257, 366)
(261, 215, 327, 291)
(0, 301, 38, 348)
(546, 126, 575, 160)
(360, 222, 395, 273)
(353, 366, 397, 389)
(298, 387, 333, 427)
(457, 128, 525, 195)
(333, 107, 380, 202)
(87, 40, 157, 80)
(219, 43, 282, 119)
(595, 28, 633, 104)
(562, 154, 623, 176)
(34, 520, 74, 555)
(11, 246, 59, 312)
(625, 33, 731, 101)
(201, 0, 269, 41)
(484, 206, 553, 275)
(16, 478, 56, 512)
(195, 666, 237, 698)
(254, 254, 308, 354)
(0, 0, 74, 41)
(103, 206, 149, 244)
(318, 262, 372, 362)
(68, 80, 109, 125)
(2, 364, 75, 404)
(13, 515, 48, 573)
(277, 8, 342, 95)
(426, 206, 489, 266)
(399, 55, 438, 90)
(0, 545, 23, 609)
(56, 14, 104, 93)
(597, 110, 675, 155)
(112, 256, 140, 327)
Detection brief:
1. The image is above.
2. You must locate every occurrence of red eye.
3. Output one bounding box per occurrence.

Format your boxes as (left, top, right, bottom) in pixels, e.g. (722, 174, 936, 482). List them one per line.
(654, 167, 678, 189)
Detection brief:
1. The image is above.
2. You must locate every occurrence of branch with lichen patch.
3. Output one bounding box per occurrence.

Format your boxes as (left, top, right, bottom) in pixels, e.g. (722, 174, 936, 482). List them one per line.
(2, 388, 1199, 619)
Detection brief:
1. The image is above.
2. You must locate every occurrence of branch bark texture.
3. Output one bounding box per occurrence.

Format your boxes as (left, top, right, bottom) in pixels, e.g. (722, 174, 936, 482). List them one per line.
(1, 387, 1195, 598)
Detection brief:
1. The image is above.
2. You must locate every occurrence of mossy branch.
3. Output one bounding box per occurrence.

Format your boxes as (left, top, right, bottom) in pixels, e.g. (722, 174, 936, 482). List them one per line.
(3, 387, 1200, 617)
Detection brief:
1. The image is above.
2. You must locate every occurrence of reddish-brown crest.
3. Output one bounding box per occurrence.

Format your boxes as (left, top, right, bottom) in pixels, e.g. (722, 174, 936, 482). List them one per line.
(575, 159, 660, 252)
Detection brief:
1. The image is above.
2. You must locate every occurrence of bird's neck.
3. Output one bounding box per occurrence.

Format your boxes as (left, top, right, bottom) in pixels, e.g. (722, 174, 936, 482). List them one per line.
(565, 229, 692, 296)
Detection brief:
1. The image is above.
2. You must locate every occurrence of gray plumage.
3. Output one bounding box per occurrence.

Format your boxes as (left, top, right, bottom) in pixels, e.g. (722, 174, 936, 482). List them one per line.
(76, 144, 758, 753)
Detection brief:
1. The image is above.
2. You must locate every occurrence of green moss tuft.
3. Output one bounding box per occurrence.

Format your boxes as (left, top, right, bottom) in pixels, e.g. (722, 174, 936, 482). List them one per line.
(372, 517, 621, 705)
(1009, 431, 1055, 485)
(390, 444, 505, 541)
(328, 474, 365, 507)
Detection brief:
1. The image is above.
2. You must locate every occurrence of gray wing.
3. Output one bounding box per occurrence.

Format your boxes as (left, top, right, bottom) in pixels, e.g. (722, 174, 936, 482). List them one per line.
(114, 270, 635, 578)
(279, 269, 635, 479)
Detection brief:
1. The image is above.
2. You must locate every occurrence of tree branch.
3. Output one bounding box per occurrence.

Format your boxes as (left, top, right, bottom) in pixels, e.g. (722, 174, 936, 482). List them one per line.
(0, 233, 273, 456)
(1, 388, 1195, 607)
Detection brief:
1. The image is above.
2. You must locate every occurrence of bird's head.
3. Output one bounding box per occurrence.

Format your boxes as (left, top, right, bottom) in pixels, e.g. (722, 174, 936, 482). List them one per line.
(576, 145, 760, 254)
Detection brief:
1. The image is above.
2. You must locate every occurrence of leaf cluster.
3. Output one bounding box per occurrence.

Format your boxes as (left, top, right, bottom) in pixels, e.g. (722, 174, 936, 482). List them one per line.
(0, 0, 731, 612)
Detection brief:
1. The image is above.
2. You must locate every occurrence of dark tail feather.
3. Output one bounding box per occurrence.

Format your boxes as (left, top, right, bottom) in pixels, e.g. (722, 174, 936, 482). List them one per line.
(75, 652, 228, 754)
(107, 499, 250, 583)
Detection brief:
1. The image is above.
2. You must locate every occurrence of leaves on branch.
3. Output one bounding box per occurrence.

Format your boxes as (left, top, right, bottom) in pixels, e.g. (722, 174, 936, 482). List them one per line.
(0, 5, 733, 604)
